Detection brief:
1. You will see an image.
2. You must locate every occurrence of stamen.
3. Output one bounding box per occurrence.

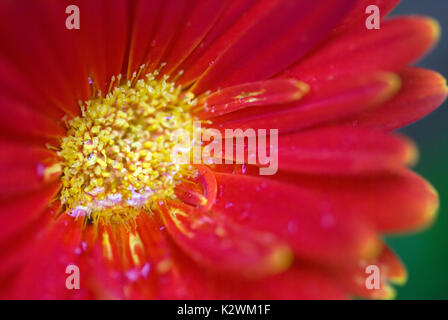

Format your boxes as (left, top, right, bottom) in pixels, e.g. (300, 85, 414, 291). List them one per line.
(58, 69, 199, 226)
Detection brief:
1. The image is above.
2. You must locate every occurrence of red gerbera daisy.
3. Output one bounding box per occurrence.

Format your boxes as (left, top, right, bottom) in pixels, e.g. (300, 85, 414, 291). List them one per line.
(0, 0, 446, 300)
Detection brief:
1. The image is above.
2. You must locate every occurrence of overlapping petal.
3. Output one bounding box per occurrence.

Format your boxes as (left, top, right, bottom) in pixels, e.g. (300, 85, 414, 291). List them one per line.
(213, 173, 381, 264)
(213, 71, 400, 132)
(161, 201, 293, 277)
(222, 126, 417, 175)
(286, 16, 440, 82)
(346, 67, 448, 131)
(187, 0, 357, 93)
(196, 78, 309, 119)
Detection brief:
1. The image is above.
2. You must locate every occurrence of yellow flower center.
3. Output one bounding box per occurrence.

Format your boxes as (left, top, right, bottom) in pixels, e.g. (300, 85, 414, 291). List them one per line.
(58, 71, 197, 225)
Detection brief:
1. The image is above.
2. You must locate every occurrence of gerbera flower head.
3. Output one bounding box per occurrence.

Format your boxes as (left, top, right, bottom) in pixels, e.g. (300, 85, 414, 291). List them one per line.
(0, 0, 446, 299)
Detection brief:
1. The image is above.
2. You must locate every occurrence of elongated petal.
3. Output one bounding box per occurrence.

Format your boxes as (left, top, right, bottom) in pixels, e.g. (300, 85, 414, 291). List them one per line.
(378, 246, 407, 285)
(85, 222, 155, 299)
(214, 71, 400, 133)
(190, 0, 356, 93)
(213, 173, 381, 264)
(79, 236, 127, 300)
(175, 0, 258, 86)
(275, 126, 417, 175)
(287, 16, 440, 82)
(11, 215, 91, 299)
(161, 0, 230, 76)
(0, 181, 61, 242)
(204, 266, 347, 299)
(0, 201, 59, 278)
(282, 170, 439, 233)
(141, 0, 190, 74)
(0, 141, 60, 197)
(72, 0, 130, 92)
(136, 213, 346, 299)
(332, 0, 400, 35)
(333, 245, 406, 299)
(218, 125, 417, 175)
(0, 1, 90, 116)
(347, 67, 448, 131)
(126, 0, 163, 78)
(160, 201, 293, 277)
(136, 213, 209, 299)
(0, 58, 66, 121)
(196, 79, 309, 119)
(0, 92, 66, 139)
(241, 267, 347, 299)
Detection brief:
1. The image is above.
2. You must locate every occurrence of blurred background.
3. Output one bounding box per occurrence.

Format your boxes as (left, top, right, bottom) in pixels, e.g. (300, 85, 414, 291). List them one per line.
(386, 0, 448, 299)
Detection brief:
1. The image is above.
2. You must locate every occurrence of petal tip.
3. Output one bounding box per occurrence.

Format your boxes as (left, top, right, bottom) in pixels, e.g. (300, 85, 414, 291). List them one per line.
(266, 245, 294, 275)
(359, 236, 383, 260)
(404, 139, 419, 167)
(387, 72, 402, 93)
(441, 74, 448, 94)
(426, 17, 442, 42)
(379, 285, 397, 300)
(292, 80, 311, 99)
(381, 72, 402, 101)
(389, 270, 408, 286)
(424, 182, 440, 227)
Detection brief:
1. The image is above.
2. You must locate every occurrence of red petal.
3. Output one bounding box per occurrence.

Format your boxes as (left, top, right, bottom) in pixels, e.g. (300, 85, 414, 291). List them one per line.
(0, 91, 66, 139)
(213, 71, 400, 133)
(378, 246, 407, 285)
(161, 0, 230, 76)
(287, 16, 441, 83)
(280, 169, 439, 233)
(175, 165, 217, 212)
(204, 266, 347, 299)
(75, 0, 130, 92)
(189, 0, 356, 93)
(0, 201, 59, 285)
(213, 173, 380, 264)
(83, 222, 157, 299)
(160, 201, 293, 277)
(126, 0, 162, 78)
(0, 181, 61, 242)
(0, 142, 60, 197)
(251, 266, 347, 299)
(331, 0, 400, 35)
(140, 0, 191, 74)
(196, 79, 309, 119)
(137, 214, 346, 299)
(135, 213, 227, 299)
(135, 213, 195, 299)
(0, 1, 90, 116)
(216, 126, 416, 175)
(347, 67, 448, 131)
(175, 0, 258, 86)
(0, 58, 66, 121)
(11, 215, 93, 299)
(275, 126, 417, 175)
(79, 237, 127, 299)
(333, 245, 406, 299)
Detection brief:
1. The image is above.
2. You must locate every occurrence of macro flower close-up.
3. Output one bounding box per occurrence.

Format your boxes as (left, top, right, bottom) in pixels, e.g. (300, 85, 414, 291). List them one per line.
(0, 0, 447, 300)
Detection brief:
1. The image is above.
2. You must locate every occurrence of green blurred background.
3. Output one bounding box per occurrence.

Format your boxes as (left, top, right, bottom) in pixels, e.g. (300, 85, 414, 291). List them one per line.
(386, 0, 448, 299)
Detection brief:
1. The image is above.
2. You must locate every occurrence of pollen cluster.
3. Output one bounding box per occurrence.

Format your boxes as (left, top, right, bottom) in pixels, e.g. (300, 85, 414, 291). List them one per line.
(58, 72, 197, 225)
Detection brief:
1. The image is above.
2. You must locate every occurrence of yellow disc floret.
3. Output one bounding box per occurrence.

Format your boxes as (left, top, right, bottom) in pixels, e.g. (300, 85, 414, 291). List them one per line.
(58, 72, 197, 225)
